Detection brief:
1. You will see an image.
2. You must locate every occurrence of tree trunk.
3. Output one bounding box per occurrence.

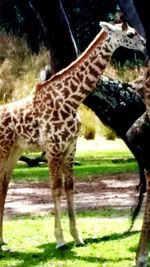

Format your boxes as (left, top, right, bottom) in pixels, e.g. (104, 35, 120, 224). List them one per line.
(29, 0, 78, 73)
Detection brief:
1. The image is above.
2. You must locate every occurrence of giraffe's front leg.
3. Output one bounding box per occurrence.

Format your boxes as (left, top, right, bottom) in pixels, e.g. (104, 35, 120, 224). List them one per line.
(136, 171, 150, 267)
(0, 149, 22, 251)
(49, 157, 66, 249)
(0, 174, 9, 250)
(65, 186, 84, 246)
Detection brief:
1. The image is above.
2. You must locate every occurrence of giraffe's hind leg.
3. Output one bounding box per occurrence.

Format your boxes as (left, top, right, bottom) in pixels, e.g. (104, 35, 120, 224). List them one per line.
(136, 171, 150, 267)
(64, 171, 84, 246)
(0, 169, 9, 249)
(63, 141, 84, 246)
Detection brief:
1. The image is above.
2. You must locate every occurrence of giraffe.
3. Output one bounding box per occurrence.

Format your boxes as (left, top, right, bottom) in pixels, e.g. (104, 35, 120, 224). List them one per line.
(126, 64, 150, 267)
(0, 19, 145, 250)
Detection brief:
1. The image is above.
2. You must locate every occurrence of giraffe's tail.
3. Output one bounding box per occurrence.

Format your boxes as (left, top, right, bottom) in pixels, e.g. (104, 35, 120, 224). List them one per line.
(128, 177, 146, 231)
(126, 113, 148, 232)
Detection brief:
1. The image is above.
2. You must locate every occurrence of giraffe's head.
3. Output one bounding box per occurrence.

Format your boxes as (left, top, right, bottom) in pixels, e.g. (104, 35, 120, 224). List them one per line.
(99, 20, 146, 54)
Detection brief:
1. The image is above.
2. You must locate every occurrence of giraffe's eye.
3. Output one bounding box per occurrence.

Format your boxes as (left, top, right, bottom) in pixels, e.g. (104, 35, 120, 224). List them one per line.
(127, 32, 135, 38)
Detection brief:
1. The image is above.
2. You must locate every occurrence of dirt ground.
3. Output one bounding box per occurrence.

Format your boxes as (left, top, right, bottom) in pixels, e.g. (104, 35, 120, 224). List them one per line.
(5, 172, 142, 218)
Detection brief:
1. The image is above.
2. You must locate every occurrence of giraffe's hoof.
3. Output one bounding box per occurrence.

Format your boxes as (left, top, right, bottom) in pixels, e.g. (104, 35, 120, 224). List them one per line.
(56, 241, 67, 250)
(57, 244, 69, 250)
(75, 239, 84, 247)
(0, 243, 10, 252)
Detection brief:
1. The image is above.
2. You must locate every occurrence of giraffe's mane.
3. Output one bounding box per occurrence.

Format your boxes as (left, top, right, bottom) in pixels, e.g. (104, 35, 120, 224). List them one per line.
(35, 29, 107, 91)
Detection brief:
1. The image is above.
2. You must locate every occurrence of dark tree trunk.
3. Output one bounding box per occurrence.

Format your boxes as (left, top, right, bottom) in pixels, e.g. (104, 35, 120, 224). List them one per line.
(84, 77, 145, 136)
(84, 77, 146, 226)
(29, 0, 78, 73)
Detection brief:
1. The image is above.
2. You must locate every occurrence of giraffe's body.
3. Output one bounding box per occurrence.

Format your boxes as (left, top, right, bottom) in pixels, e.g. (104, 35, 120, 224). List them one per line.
(0, 20, 145, 249)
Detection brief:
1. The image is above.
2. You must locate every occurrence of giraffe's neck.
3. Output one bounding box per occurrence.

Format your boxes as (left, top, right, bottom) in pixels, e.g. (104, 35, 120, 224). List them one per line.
(36, 30, 118, 110)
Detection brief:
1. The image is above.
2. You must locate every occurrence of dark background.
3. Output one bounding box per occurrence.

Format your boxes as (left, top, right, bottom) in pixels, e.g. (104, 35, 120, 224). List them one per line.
(0, 0, 144, 64)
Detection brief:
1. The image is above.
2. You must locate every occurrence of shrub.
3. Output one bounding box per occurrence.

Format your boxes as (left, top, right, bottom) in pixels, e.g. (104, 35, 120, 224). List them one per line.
(100, 124, 116, 140)
(0, 32, 47, 102)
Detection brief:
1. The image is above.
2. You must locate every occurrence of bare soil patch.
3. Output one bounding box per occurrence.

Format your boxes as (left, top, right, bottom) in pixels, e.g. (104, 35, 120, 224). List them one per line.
(4, 172, 141, 218)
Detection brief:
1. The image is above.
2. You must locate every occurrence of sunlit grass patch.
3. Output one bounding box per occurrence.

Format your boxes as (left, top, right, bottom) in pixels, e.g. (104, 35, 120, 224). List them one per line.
(1, 213, 143, 267)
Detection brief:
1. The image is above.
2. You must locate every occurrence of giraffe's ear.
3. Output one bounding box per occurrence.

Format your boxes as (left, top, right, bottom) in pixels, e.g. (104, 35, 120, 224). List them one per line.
(114, 12, 128, 31)
(99, 21, 116, 33)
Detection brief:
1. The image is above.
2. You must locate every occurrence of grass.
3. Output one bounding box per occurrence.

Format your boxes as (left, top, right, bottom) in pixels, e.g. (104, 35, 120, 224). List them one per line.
(12, 138, 138, 182)
(13, 160, 137, 182)
(1, 213, 143, 267)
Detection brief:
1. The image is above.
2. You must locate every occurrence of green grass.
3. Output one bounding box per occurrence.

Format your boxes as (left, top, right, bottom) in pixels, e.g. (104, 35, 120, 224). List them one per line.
(12, 141, 138, 182)
(13, 160, 137, 182)
(75, 148, 133, 161)
(1, 212, 143, 267)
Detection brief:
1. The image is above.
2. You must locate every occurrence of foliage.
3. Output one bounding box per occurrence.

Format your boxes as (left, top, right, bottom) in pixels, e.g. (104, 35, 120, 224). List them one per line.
(98, 123, 117, 140)
(0, 33, 48, 103)
(112, 61, 144, 82)
(0, 0, 43, 52)
(79, 105, 97, 139)
(0, 32, 30, 102)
